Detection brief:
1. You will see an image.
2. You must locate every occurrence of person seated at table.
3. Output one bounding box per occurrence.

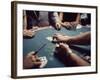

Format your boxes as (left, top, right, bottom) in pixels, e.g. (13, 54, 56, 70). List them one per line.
(23, 51, 41, 69)
(49, 12, 61, 30)
(53, 31, 90, 45)
(53, 12, 80, 30)
(23, 10, 39, 38)
(24, 10, 53, 29)
(23, 11, 55, 37)
(38, 11, 50, 27)
(54, 43, 90, 66)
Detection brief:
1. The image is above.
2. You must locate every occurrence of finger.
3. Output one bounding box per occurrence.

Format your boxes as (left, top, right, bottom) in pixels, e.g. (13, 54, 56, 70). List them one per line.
(59, 43, 68, 48)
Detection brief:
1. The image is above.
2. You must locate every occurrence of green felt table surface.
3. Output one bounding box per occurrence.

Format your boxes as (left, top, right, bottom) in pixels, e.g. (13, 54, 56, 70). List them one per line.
(23, 26, 90, 68)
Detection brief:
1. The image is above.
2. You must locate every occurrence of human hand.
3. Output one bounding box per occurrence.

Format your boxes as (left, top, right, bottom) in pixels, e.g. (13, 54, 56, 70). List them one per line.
(59, 43, 72, 54)
(23, 51, 41, 69)
(70, 21, 79, 28)
(55, 22, 61, 30)
(23, 29, 36, 38)
(54, 43, 72, 59)
(53, 33, 72, 43)
(61, 22, 72, 29)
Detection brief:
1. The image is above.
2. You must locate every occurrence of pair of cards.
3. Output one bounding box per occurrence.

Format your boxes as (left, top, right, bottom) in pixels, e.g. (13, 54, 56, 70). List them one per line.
(38, 56, 48, 68)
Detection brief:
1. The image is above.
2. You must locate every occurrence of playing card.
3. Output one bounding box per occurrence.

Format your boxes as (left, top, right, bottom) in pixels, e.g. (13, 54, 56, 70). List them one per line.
(38, 56, 48, 68)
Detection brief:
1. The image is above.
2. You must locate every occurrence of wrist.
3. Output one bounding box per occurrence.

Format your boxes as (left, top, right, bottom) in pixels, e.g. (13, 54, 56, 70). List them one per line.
(66, 37, 75, 44)
(64, 51, 73, 58)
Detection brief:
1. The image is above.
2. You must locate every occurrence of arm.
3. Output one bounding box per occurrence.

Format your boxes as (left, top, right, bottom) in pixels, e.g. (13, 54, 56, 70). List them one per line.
(56, 43, 90, 66)
(23, 51, 41, 69)
(76, 13, 80, 23)
(53, 32, 90, 45)
(68, 32, 91, 45)
(51, 12, 61, 30)
(23, 10, 27, 30)
(70, 13, 80, 27)
(59, 12, 63, 22)
(23, 11, 37, 38)
(59, 12, 72, 28)
(68, 52, 90, 66)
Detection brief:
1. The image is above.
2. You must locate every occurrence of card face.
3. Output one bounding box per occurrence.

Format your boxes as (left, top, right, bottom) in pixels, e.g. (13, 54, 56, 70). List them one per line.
(38, 56, 48, 68)
(11, 1, 97, 78)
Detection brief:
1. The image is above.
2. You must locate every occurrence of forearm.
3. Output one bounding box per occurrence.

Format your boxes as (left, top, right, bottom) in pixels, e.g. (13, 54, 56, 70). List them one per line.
(76, 13, 80, 23)
(59, 12, 63, 22)
(67, 32, 91, 45)
(23, 10, 27, 30)
(69, 52, 90, 66)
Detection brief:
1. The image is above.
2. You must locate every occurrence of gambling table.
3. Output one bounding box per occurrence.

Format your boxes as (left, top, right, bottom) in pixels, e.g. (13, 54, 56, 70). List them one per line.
(23, 26, 90, 68)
